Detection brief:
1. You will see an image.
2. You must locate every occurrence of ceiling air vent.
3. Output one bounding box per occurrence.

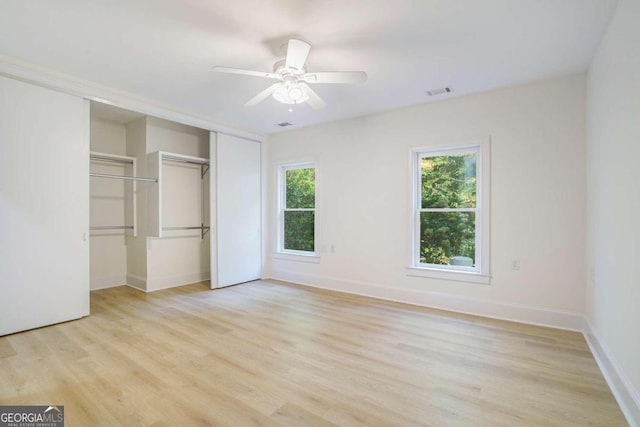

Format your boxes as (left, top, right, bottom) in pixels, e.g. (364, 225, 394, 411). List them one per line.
(276, 122, 293, 127)
(426, 87, 453, 97)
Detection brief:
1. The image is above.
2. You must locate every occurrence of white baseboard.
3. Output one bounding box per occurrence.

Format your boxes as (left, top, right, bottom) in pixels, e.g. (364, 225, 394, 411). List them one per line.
(146, 271, 210, 292)
(583, 319, 640, 427)
(90, 275, 127, 290)
(126, 273, 147, 292)
(268, 269, 584, 331)
(124, 272, 210, 293)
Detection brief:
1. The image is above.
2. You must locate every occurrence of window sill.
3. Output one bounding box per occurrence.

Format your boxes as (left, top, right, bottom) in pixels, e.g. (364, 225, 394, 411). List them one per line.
(406, 266, 490, 284)
(273, 252, 321, 264)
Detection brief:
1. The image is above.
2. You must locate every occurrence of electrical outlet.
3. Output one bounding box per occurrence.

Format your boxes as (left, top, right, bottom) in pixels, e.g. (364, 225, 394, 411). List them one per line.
(511, 258, 521, 270)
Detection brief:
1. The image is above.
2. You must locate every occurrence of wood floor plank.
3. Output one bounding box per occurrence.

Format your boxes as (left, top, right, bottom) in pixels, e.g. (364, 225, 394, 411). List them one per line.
(271, 402, 338, 427)
(0, 280, 628, 426)
(0, 338, 16, 358)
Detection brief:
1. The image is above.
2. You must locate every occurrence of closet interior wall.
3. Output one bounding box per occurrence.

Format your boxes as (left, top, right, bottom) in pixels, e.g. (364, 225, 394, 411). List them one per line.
(144, 117, 210, 291)
(90, 116, 129, 289)
(89, 104, 210, 292)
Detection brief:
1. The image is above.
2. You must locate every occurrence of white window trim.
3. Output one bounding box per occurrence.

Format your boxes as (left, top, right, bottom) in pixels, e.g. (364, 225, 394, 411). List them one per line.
(273, 252, 320, 264)
(276, 161, 318, 259)
(407, 139, 491, 284)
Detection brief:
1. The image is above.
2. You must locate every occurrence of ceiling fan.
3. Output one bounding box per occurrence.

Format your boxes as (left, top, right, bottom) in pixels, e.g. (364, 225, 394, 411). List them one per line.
(213, 39, 367, 109)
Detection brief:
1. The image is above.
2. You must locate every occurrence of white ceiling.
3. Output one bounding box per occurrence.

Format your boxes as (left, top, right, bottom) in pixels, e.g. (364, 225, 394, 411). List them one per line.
(0, 0, 617, 134)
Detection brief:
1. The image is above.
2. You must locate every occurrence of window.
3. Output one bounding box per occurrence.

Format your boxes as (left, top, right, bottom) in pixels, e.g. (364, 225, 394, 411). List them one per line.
(279, 163, 316, 254)
(410, 142, 490, 283)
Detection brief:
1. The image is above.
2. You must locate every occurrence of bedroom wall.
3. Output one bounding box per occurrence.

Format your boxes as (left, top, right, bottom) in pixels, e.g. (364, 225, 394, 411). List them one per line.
(585, 0, 640, 423)
(89, 117, 128, 289)
(265, 74, 587, 329)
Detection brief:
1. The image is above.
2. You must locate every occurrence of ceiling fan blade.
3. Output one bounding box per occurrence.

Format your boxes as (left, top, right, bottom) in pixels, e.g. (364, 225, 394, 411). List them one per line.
(213, 66, 280, 80)
(303, 71, 367, 84)
(285, 39, 311, 71)
(300, 83, 326, 109)
(245, 83, 281, 106)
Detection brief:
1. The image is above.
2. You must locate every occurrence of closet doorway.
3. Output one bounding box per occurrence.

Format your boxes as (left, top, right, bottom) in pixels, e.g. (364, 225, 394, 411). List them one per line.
(89, 102, 261, 294)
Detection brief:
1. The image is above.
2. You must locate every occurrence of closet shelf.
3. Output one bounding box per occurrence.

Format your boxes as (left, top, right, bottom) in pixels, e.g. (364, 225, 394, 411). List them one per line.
(90, 172, 157, 182)
(90, 153, 134, 164)
(162, 154, 209, 166)
(89, 151, 138, 237)
(90, 151, 157, 183)
(90, 225, 134, 231)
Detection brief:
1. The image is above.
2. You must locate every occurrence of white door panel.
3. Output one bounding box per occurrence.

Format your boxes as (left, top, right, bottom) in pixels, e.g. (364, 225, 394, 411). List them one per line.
(0, 76, 89, 335)
(214, 134, 261, 287)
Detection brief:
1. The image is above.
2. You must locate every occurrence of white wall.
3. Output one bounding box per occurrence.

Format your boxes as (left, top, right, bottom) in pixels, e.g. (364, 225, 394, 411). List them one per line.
(90, 117, 127, 155)
(89, 117, 128, 289)
(0, 76, 89, 335)
(266, 74, 586, 329)
(126, 117, 148, 286)
(586, 0, 640, 423)
(145, 117, 211, 290)
(146, 117, 209, 158)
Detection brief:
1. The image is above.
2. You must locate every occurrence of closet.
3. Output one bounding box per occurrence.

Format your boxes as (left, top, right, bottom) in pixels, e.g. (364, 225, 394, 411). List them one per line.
(89, 102, 261, 293)
(1, 75, 261, 336)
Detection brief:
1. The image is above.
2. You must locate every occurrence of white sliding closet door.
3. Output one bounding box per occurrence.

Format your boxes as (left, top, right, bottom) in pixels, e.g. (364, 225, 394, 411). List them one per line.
(212, 133, 261, 288)
(0, 76, 89, 336)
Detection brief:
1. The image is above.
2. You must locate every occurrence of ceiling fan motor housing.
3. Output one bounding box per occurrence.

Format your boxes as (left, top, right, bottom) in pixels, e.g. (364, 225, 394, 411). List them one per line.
(273, 59, 306, 76)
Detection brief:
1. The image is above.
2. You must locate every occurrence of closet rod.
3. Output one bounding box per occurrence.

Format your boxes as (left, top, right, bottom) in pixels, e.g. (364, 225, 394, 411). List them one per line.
(163, 225, 211, 239)
(90, 156, 134, 164)
(162, 156, 209, 166)
(90, 225, 134, 231)
(90, 172, 158, 183)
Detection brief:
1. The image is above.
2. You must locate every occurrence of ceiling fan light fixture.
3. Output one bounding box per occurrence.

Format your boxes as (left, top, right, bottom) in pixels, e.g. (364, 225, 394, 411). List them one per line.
(272, 84, 289, 103)
(272, 82, 309, 105)
(288, 84, 304, 101)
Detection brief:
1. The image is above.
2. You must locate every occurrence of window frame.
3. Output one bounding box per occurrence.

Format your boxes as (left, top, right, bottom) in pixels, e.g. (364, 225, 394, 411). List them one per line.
(408, 140, 491, 284)
(277, 162, 317, 257)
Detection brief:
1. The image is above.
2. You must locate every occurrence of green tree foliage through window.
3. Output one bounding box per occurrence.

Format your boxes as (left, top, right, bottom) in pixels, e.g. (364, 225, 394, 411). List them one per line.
(283, 167, 315, 252)
(420, 153, 477, 265)
(421, 155, 476, 209)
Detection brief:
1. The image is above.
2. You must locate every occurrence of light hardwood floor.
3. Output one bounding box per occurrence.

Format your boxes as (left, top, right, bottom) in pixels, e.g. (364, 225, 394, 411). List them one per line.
(0, 280, 627, 426)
